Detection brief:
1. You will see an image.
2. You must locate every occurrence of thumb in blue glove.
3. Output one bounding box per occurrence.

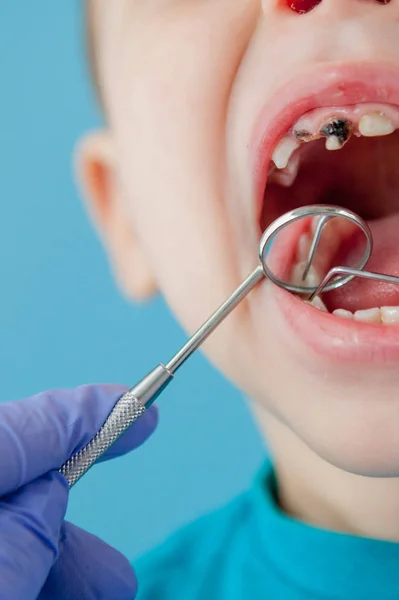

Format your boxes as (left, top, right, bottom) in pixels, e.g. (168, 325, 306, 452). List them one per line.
(0, 384, 158, 600)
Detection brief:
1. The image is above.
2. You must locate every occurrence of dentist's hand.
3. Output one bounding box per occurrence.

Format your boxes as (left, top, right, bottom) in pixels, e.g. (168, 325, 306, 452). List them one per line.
(0, 384, 158, 600)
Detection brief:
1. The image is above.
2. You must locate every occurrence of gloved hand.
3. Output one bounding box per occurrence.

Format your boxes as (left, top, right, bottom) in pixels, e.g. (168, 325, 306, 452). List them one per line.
(0, 384, 158, 600)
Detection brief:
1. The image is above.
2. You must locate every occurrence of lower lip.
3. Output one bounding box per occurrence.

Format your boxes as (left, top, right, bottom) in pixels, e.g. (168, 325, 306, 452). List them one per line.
(274, 286, 399, 364)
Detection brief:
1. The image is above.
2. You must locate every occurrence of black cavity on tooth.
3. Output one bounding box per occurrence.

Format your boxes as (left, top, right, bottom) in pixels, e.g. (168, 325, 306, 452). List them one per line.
(320, 119, 352, 145)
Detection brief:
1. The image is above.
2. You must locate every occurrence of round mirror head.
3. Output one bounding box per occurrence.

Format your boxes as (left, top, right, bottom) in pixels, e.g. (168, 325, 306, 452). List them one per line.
(259, 205, 372, 295)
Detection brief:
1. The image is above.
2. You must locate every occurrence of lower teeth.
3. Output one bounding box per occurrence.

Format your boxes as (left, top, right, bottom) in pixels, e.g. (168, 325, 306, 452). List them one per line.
(332, 308, 353, 320)
(354, 308, 381, 324)
(310, 299, 399, 325)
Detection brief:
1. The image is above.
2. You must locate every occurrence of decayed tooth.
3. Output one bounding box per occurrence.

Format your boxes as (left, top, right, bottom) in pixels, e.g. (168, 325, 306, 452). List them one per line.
(354, 308, 381, 324)
(325, 135, 342, 151)
(296, 233, 311, 262)
(272, 137, 300, 170)
(294, 129, 314, 143)
(381, 306, 399, 324)
(358, 113, 395, 137)
(306, 296, 328, 312)
(321, 119, 353, 149)
(332, 309, 354, 320)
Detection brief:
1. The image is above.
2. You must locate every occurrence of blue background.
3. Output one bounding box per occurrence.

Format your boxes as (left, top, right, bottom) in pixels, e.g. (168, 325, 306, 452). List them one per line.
(0, 1, 265, 560)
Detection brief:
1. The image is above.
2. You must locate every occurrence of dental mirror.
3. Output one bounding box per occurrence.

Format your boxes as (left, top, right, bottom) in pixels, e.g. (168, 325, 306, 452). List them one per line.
(260, 205, 372, 296)
(59, 204, 380, 488)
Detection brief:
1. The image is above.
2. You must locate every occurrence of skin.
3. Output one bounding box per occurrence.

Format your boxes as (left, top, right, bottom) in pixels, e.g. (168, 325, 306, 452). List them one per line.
(79, 0, 399, 542)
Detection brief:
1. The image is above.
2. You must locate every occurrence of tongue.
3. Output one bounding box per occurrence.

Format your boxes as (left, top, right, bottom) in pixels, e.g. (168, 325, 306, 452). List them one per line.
(324, 214, 399, 312)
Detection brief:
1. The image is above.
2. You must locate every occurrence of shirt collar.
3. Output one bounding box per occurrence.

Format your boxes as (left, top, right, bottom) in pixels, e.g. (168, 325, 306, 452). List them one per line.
(252, 462, 399, 600)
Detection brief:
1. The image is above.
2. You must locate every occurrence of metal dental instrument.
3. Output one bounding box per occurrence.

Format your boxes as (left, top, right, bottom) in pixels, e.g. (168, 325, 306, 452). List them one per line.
(309, 266, 399, 301)
(59, 204, 399, 488)
(301, 215, 332, 282)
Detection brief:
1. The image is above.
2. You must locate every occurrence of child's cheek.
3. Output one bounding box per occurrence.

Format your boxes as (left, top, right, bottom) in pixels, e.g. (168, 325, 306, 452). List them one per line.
(104, 4, 260, 352)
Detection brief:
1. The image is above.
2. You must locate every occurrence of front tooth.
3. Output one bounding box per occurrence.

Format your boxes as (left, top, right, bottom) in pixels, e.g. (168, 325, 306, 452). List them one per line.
(272, 137, 300, 169)
(354, 308, 381, 324)
(333, 309, 354, 320)
(358, 113, 395, 137)
(306, 296, 328, 312)
(325, 135, 341, 151)
(381, 306, 399, 324)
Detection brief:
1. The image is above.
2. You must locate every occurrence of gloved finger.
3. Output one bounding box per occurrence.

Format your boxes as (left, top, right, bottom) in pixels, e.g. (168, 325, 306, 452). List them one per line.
(39, 521, 137, 600)
(0, 384, 158, 497)
(0, 471, 68, 600)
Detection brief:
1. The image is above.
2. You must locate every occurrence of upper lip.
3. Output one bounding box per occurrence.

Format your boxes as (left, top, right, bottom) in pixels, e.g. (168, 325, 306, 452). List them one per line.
(251, 60, 399, 222)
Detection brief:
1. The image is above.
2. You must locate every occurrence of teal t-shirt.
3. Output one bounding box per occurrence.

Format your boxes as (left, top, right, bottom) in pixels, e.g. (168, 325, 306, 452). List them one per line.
(135, 463, 399, 599)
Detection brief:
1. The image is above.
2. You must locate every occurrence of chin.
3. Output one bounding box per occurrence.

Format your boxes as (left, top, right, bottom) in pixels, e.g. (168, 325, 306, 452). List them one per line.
(304, 416, 399, 478)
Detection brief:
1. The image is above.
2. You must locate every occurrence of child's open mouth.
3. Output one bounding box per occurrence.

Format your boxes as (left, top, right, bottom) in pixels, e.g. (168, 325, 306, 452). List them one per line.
(252, 62, 399, 362)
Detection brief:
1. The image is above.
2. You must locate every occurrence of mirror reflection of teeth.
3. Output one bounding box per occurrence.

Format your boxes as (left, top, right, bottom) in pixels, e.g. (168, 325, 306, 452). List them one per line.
(291, 260, 320, 288)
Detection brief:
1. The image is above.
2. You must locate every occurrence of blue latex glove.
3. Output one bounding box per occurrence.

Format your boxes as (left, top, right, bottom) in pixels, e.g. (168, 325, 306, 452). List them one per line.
(0, 384, 158, 600)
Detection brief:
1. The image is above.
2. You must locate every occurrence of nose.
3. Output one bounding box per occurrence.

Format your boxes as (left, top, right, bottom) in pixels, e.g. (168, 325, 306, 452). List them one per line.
(265, 0, 392, 15)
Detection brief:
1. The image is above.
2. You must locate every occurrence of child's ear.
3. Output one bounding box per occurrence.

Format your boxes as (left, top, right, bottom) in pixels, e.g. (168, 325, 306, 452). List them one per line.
(76, 131, 157, 301)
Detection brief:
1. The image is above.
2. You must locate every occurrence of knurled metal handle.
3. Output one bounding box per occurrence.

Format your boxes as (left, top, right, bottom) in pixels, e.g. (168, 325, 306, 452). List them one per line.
(60, 390, 146, 488)
(59, 365, 173, 489)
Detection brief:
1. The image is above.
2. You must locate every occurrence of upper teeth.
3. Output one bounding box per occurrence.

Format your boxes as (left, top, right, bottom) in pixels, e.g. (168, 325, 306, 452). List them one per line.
(324, 135, 342, 151)
(358, 112, 395, 137)
(320, 118, 353, 148)
(271, 137, 300, 169)
(271, 110, 397, 175)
